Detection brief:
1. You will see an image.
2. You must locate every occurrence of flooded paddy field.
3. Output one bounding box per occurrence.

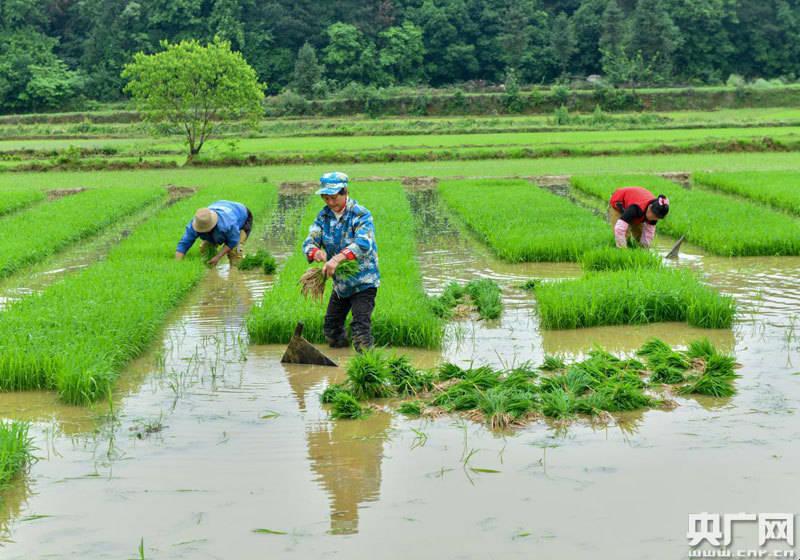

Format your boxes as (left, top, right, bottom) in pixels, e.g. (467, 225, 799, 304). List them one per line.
(2, 186, 799, 559)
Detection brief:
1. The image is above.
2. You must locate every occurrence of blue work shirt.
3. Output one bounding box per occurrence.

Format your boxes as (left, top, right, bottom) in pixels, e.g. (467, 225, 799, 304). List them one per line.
(176, 200, 249, 254)
(302, 198, 380, 298)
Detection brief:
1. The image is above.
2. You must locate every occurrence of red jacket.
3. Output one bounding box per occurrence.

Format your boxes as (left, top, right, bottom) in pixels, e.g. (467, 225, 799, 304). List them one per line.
(609, 187, 656, 225)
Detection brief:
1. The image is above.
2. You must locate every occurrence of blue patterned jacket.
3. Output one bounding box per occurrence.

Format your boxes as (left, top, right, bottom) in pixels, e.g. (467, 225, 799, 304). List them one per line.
(302, 198, 380, 298)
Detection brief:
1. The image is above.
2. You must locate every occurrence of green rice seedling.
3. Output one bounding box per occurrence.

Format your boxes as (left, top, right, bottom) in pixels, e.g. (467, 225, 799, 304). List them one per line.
(650, 364, 686, 384)
(0, 184, 277, 404)
(696, 171, 800, 216)
(387, 355, 434, 395)
(518, 279, 537, 291)
(0, 186, 163, 278)
(439, 179, 612, 262)
(0, 188, 45, 217)
(540, 387, 575, 419)
(330, 391, 370, 420)
(238, 250, 277, 274)
(589, 379, 655, 412)
(580, 247, 662, 272)
(432, 382, 482, 411)
(346, 349, 395, 400)
(465, 279, 503, 320)
(535, 268, 735, 329)
(0, 421, 33, 487)
(572, 174, 800, 257)
(540, 355, 566, 371)
(704, 353, 737, 377)
(320, 382, 350, 404)
(436, 362, 466, 381)
(335, 258, 360, 280)
(686, 338, 717, 360)
(398, 400, 425, 416)
(477, 386, 536, 430)
(678, 373, 736, 398)
(248, 183, 444, 348)
(428, 281, 467, 319)
(463, 366, 502, 390)
(637, 338, 672, 357)
(200, 242, 217, 264)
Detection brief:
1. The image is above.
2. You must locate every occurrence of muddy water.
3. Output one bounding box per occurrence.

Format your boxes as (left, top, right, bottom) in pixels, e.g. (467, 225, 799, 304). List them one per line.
(1, 190, 800, 559)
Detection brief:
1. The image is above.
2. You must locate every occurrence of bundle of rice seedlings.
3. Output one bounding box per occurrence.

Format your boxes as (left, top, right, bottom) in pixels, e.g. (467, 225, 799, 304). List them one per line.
(331, 392, 370, 419)
(299, 266, 326, 301)
(465, 279, 503, 320)
(518, 279, 537, 291)
(437, 362, 466, 381)
(591, 379, 655, 412)
(398, 400, 424, 416)
(678, 373, 736, 398)
(335, 258, 360, 280)
(432, 382, 481, 411)
(686, 338, 717, 360)
(650, 364, 686, 384)
(477, 386, 535, 430)
(540, 355, 566, 371)
(200, 243, 217, 264)
(388, 355, 434, 395)
(239, 250, 277, 274)
(704, 353, 736, 377)
(541, 387, 575, 419)
(346, 349, 395, 399)
(320, 382, 350, 404)
(462, 366, 502, 389)
(637, 338, 672, 357)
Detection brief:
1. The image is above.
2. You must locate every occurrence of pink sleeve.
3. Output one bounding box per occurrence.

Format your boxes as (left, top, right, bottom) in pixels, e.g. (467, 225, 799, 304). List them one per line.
(640, 223, 656, 248)
(614, 219, 629, 248)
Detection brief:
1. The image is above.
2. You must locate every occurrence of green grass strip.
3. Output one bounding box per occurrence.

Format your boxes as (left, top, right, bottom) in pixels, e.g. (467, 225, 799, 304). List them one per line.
(0, 420, 32, 487)
(0, 184, 276, 404)
(535, 268, 735, 329)
(571, 174, 800, 257)
(0, 186, 163, 278)
(695, 171, 800, 215)
(248, 183, 443, 348)
(439, 178, 612, 262)
(0, 188, 45, 217)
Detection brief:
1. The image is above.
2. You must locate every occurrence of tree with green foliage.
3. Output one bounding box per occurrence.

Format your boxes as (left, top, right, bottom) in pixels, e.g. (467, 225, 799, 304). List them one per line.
(291, 42, 323, 96)
(122, 38, 265, 161)
(379, 21, 425, 84)
(323, 22, 381, 85)
(628, 0, 682, 79)
(551, 12, 577, 77)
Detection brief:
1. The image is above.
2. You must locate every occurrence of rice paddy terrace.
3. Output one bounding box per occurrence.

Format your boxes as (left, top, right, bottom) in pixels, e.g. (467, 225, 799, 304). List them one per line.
(1, 107, 800, 558)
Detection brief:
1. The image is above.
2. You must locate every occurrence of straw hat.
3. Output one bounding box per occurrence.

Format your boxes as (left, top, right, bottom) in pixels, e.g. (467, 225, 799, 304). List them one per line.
(192, 208, 218, 232)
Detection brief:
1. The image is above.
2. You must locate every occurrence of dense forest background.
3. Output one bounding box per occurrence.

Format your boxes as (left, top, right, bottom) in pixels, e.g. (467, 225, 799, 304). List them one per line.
(2, 0, 800, 113)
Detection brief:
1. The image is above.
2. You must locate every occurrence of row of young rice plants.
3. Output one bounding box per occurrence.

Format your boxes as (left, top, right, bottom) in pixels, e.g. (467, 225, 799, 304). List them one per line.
(535, 267, 735, 329)
(0, 184, 277, 404)
(570, 174, 800, 256)
(247, 182, 444, 348)
(0, 186, 163, 278)
(0, 421, 33, 487)
(0, 188, 45, 217)
(438, 179, 612, 262)
(694, 171, 800, 215)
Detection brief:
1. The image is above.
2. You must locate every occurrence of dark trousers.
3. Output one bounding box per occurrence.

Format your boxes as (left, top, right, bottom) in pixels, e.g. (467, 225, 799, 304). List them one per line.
(323, 287, 377, 351)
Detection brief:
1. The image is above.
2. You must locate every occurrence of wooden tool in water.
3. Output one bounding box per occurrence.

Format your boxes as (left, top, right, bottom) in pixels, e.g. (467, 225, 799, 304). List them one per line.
(281, 322, 338, 366)
(664, 235, 686, 259)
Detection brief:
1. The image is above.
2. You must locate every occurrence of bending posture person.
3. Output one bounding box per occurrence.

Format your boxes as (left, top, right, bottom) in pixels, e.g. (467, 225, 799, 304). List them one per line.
(175, 200, 253, 266)
(608, 187, 669, 249)
(303, 171, 380, 352)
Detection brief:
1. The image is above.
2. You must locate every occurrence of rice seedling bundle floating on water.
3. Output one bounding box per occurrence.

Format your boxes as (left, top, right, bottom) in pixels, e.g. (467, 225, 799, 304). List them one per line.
(0, 184, 277, 404)
(238, 250, 277, 274)
(0, 186, 164, 278)
(571, 174, 800, 257)
(438, 178, 613, 262)
(248, 182, 444, 348)
(535, 268, 735, 329)
(429, 279, 502, 320)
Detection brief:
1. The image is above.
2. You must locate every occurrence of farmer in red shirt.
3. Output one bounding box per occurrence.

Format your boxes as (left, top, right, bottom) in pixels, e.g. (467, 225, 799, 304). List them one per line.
(609, 187, 670, 248)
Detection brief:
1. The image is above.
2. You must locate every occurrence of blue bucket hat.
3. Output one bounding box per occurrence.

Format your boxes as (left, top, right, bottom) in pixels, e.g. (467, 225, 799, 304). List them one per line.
(316, 171, 349, 195)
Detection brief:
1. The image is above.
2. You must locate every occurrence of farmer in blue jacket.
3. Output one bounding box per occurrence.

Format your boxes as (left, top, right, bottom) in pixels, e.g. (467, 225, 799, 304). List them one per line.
(303, 172, 380, 351)
(175, 200, 253, 266)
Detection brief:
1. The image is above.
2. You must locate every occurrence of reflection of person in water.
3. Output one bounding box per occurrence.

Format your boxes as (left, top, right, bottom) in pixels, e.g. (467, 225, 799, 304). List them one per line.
(306, 409, 392, 534)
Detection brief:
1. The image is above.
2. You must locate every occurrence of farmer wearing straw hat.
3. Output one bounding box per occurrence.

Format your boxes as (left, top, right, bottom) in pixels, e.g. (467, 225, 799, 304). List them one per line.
(608, 187, 670, 249)
(302, 171, 380, 352)
(175, 200, 253, 266)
